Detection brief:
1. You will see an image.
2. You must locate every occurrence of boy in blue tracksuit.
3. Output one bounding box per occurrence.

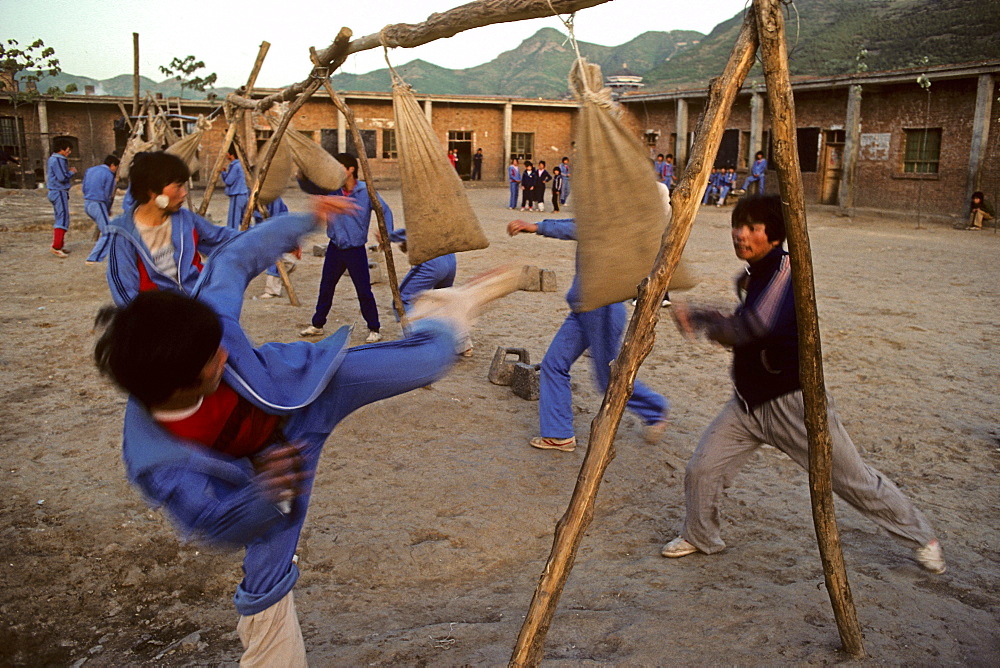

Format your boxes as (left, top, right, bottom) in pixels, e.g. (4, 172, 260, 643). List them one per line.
(506, 215, 669, 452)
(742, 151, 767, 195)
(701, 167, 722, 205)
(93, 195, 507, 663)
(47, 138, 77, 258)
(508, 158, 521, 209)
(559, 156, 571, 205)
(104, 152, 237, 307)
(717, 167, 737, 206)
(221, 149, 250, 230)
(298, 153, 393, 343)
(83, 155, 121, 262)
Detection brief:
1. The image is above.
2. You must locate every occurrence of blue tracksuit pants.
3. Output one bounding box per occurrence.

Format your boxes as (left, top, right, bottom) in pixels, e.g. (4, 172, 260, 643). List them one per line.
(228, 193, 249, 230)
(234, 319, 457, 615)
(84, 201, 111, 262)
(48, 190, 70, 231)
(539, 302, 668, 438)
(509, 181, 520, 208)
(312, 243, 380, 331)
(398, 255, 457, 314)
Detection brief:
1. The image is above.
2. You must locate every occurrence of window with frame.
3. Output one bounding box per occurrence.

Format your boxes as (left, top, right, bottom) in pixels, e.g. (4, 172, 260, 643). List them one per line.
(0, 116, 26, 155)
(510, 132, 533, 161)
(347, 129, 377, 159)
(903, 128, 941, 174)
(382, 129, 397, 159)
(320, 129, 338, 156)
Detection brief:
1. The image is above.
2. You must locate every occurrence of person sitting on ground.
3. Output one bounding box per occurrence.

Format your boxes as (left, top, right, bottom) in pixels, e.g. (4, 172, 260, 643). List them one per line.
(966, 191, 994, 230)
(661, 194, 946, 575)
(102, 151, 238, 307)
(94, 200, 520, 665)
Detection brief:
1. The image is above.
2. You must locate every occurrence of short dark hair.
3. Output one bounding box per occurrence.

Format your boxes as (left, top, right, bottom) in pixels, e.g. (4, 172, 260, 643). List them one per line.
(538, 160, 546, 167)
(104, 154, 121, 167)
(524, 160, 533, 168)
(665, 153, 674, 159)
(129, 152, 190, 204)
(657, 153, 665, 159)
(553, 166, 561, 174)
(561, 156, 569, 161)
(53, 138, 73, 153)
(94, 291, 223, 407)
(755, 151, 765, 159)
(335, 153, 358, 174)
(731, 194, 786, 244)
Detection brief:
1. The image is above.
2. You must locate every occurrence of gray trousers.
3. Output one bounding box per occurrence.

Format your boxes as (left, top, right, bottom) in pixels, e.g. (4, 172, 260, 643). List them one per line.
(682, 391, 936, 553)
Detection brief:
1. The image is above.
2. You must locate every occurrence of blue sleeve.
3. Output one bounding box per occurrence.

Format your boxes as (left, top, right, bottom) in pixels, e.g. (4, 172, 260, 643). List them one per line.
(190, 211, 239, 253)
(193, 213, 316, 321)
(535, 218, 578, 241)
(136, 462, 285, 548)
(106, 233, 141, 307)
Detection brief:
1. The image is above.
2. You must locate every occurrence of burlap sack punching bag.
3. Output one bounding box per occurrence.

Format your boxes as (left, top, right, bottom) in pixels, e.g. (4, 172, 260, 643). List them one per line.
(569, 59, 675, 312)
(285, 128, 346, 192)
(391, 77, 489, 264)
(165, 116, 211, 175)
(255, 133, 294, 205)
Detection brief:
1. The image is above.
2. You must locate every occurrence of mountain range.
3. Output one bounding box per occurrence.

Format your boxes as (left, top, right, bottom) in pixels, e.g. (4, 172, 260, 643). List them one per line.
(17, 0, 1000, 101)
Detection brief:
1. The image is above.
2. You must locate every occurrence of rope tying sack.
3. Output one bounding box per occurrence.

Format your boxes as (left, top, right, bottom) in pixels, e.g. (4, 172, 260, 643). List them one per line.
(385, 38, 488, 264)
(569, 58, 695, 311)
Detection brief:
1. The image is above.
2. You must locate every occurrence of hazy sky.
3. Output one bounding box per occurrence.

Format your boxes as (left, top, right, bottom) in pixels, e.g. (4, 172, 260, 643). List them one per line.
(3, 0, 751, 88)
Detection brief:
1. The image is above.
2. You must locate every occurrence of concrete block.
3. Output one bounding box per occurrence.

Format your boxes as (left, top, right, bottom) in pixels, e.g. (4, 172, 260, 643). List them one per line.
(540, 269, 558, 292)
(488, 347, 530, 386)
(511, 362, 541, 401)
(519, 265, 541, 291)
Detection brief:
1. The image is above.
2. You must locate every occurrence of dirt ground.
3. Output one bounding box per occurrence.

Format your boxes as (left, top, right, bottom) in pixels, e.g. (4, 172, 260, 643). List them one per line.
(0, 184, 997, 666)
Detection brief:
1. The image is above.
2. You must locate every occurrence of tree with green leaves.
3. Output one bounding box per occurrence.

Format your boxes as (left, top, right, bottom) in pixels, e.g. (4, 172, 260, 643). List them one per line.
(0, 38, 76, 187)
(159, 56, 217, 99)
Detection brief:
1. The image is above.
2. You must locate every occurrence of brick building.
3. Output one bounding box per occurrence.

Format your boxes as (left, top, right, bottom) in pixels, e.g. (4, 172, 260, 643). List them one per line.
(0, 88, 577, 189)
(3, 60, 996, 219)
(620, 60, 1000, 218)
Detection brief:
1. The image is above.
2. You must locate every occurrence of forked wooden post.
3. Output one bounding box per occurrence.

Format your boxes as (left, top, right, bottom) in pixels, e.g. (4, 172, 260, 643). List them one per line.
(236, 28, 355, 233)
(509, 10, 761, 666)
(197, 42, 270, 217)
(309, 47, 407, 326)
(754, 0, 865, 657)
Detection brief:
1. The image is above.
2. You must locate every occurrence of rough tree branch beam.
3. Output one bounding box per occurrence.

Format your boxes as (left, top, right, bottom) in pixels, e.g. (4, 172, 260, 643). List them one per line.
(509, 9, 761, 666)
(755, 0, 864, 657)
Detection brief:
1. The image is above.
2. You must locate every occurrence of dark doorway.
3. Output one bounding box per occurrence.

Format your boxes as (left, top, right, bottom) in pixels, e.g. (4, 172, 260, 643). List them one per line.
(449, 130, 472, 179)
(716, 129, 740, 168)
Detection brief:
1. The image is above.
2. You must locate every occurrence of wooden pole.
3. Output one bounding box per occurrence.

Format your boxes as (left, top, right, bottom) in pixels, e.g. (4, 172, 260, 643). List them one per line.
(132, 33, 140, 118)
(226, 0, 614, 114)
(509, 10, 761, 667)
(197, 42, 270, 217)
(754, 0, 865, 657)
(309, 47, 408, 329)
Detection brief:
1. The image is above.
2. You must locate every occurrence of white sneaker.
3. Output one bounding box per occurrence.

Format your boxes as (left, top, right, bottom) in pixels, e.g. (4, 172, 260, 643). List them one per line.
(365, 330, 382, 343)
(300, 325, 324, 337)
(259, 292, 279, 299)
(661, 536, 699, 558)
(914, 540, 946, 574)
